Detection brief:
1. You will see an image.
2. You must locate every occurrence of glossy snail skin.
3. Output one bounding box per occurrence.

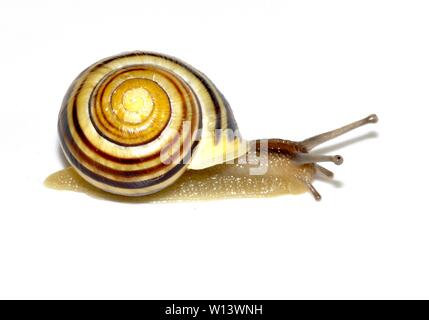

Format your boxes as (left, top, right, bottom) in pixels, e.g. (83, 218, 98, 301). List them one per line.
(58, 52, 247, 196)
(58, 51, 378, 200)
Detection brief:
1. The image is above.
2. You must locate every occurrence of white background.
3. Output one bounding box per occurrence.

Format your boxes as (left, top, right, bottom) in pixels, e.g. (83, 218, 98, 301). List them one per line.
(0, 0, 428, 299)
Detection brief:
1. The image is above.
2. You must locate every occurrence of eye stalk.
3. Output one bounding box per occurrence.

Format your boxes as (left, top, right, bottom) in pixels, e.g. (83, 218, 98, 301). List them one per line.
(293, 154, 344, 165)
(300, 114, 379, 151)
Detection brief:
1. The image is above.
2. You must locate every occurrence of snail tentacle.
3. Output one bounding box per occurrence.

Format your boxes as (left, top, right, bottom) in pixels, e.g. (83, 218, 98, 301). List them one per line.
(305, 182, 322, 201)
(300, 114, 379, 151)
(293, 153, 344, 165)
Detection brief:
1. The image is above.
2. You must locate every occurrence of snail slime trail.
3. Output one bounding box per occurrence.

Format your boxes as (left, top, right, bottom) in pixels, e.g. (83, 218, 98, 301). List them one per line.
(45, 150, 316, 202)
(51, 51, 379, 201)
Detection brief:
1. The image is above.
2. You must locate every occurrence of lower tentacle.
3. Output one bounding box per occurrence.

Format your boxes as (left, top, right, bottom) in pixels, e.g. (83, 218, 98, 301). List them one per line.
(305, 182, 322, 201)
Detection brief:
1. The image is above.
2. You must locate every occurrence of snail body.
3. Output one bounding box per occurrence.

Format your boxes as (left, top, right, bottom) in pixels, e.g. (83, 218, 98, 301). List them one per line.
(58, 51, 378, 200)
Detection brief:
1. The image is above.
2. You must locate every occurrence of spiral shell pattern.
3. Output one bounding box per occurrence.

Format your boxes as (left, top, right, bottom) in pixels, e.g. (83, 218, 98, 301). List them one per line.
(58, 52, 245, 196)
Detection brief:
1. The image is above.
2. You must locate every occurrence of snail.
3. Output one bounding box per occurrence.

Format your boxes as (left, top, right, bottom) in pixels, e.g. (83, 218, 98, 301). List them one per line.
(53, 51, 378, 201)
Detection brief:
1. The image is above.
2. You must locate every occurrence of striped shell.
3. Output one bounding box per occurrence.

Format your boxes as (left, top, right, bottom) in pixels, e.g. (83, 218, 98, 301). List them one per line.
(58, 52, 248, 196)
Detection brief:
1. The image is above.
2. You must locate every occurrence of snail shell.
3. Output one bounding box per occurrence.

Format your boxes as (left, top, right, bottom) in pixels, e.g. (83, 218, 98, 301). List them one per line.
(58, 52, 248, 196)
